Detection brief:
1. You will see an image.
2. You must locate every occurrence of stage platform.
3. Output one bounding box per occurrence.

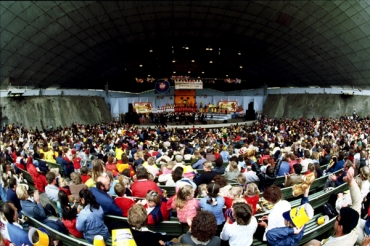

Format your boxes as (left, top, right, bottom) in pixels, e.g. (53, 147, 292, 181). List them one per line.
(139, 118, 255, 129)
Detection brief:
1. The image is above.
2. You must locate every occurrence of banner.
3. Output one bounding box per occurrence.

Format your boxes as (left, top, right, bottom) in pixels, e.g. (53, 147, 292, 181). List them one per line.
(174, 80, 203, 89)
(174, 90, 196, 107)
(218, 100, 238, 112)
(134, 102, 152, 113)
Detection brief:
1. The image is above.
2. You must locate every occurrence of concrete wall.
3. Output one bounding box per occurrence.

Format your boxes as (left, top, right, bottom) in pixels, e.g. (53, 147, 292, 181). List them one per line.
(0, 96, 111, 128)
(263, 94, 369, 119)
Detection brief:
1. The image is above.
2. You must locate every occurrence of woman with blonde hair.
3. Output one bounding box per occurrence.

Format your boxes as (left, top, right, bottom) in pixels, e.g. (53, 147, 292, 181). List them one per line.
(224, 161, 240, 181)
(91, 159, 105, 182)
(69, 172, 86, 202)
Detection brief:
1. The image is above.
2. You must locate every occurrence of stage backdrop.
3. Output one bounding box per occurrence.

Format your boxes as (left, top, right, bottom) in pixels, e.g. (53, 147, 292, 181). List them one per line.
(134, 102, 152, 113)
(217, 100, 238, 112)
(174, 89, 196, 106)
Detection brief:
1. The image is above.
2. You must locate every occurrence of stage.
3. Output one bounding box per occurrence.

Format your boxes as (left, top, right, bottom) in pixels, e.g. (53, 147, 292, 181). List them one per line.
(139, 117, 256, 129)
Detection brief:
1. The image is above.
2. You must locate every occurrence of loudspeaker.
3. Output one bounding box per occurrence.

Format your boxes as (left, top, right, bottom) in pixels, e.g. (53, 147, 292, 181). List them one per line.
(128, 103, 133, 112)
(245, 110, 256, 120)
(223, 120, 228, 123)
(248, 102, 254, 111)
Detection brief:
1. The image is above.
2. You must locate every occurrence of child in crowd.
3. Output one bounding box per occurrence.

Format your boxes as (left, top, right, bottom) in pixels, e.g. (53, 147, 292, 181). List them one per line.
(158, 161, 175, 183)
(49, 168, 61, 187)
(200, 183, 225, 225)
(107, 171, 118, 196)
(224, 186, 243, 210)
(244, 183, 260, 215)
(171, 185, 200, 223)
(237, 174, 248, 194)
(143, 157, 159, 177)
(72, 150, 81, 173)
(140, 190, 169, 224)
(197, 184, 208, 198)
(58, 177, 72, 196)
(80, 166, 91, 183)
(105, 156, 119, 177)
(114, 181, 136, 217)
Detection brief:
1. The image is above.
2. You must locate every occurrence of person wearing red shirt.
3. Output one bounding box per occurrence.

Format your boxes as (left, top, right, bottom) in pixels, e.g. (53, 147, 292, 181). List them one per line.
(114, 182, 136, 217)
(80, 166, 91, 184)
(141, 190, 169, 224)
(243, 183, 260, 215)
(131, 168, 162, 198)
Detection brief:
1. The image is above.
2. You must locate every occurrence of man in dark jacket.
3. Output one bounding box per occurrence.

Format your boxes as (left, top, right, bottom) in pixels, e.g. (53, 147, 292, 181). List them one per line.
(194, 161, 217, 185)
(90, 175, 123, 216)
(252, 159, 282, 192)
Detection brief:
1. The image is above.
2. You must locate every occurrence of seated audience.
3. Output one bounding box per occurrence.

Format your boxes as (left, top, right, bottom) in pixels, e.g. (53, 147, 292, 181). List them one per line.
(114, 181, 136, 217)
(194, 161, 217, 186)
(171, 185, 200, 223)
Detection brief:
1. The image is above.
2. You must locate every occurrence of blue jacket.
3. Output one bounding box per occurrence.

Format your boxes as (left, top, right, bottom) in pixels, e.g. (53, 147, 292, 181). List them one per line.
(20, 200, 47, 221)
(76, 205, 109, 243)
(327, 160, 345, 173)
(7, 188, 22, 212)
(266, 226, 305, 246)
(90, 187, 122, 216)
(220, 151, 230, 162)
(200, 196, 225, 225)
(277, 161, 290, 176)
(56, 156, 72, 167)
(7, 223, 32, 245)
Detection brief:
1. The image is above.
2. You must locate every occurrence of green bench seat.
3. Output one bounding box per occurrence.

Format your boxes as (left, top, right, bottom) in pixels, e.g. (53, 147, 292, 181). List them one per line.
(25, 215, 97, 246)
(252, 212, 336, 246)
(104, 215, 184, 237)
(255, 182, 348, 218)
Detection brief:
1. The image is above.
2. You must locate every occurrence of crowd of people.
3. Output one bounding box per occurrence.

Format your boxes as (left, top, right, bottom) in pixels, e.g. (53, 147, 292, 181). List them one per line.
(1, 113, 370, 245)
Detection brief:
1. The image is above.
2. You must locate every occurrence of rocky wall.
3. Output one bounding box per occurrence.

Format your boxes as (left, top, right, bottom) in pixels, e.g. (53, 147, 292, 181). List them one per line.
(0, 96, 111, 128)
(263, 94, 370, 119)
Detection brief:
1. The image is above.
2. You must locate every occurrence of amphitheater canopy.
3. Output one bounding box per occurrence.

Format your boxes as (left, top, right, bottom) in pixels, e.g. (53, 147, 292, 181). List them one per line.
(1, 1, 370, 93)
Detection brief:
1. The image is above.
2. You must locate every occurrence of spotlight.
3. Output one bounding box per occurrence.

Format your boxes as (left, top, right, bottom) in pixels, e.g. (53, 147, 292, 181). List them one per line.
(191, 59, 195, 63)
(209, 60, 213, 64)
(226, 75, 228, 77)
(172, 59, 176, 63)
(148, 75, 151, 77)
(139, 64, 143, 67)
(149, 48, 153, 52)
(202, 71, 204, 74)
(209, 47, 213, 51)
(238, 51, 241, 55)
(188, 71, 191, 74)
(173, 71, 176, 74)
(239, 65, 243, 69)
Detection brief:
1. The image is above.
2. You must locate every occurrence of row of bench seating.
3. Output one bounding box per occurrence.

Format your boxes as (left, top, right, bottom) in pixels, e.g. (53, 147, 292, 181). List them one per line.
(26, 210, 335, 246)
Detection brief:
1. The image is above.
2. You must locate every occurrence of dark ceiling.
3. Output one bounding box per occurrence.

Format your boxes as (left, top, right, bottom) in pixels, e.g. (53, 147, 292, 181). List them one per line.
(1, 1, 370, 93)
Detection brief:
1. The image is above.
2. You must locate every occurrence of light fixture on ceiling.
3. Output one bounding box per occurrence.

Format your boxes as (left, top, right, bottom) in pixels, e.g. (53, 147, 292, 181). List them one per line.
(206, 47, 209, 51)
(149, 48, 153, 52)
(173, 71, 176, 74)
(239, 65, 243, 69)
(148, 75, 151, 77)
(238, 50, 241, 55)
(139, 64, 143, 67)
(191, 59, 195, 63)
(198, 76, 200, 78)
(172, 46, 174, 54)
(184, 45, 189, 50)
(209, 47, 213, 51)
(209, 60, 213, 64)
(226, 75, 228, 77)
(172, 58, 176, 63)
(188, 71, 191, 74)
(202, 71, 204, 74)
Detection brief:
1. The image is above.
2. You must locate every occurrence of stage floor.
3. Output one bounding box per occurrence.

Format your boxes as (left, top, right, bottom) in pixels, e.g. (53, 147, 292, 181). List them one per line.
(139, 117, 256, 129)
